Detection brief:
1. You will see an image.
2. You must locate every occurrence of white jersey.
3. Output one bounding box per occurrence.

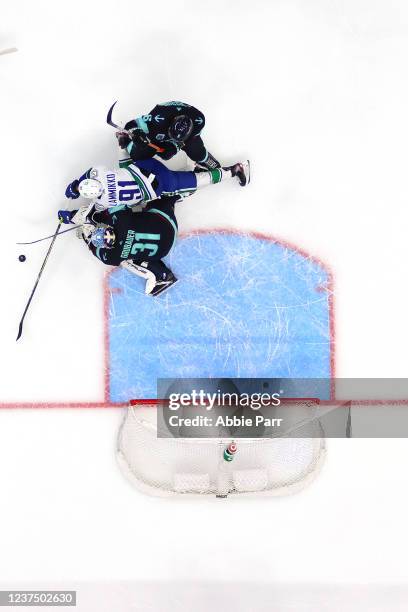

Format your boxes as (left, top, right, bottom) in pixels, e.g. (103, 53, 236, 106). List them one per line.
(88, 161, 158, 211)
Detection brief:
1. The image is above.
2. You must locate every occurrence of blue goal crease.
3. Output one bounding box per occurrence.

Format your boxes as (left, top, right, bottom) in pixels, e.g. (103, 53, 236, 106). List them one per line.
(107, 233, 332, 402)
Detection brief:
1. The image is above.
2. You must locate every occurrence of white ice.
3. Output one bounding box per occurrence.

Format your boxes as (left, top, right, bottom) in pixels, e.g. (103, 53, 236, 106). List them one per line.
(1, 0, 408, 609)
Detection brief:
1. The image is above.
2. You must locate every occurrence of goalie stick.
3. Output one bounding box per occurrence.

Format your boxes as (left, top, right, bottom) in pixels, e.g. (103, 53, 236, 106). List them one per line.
(17, 225, 78, 245)
(106, 101, 165, 154)
(18, 200, 97, 245)
(16, 222, 62, 341)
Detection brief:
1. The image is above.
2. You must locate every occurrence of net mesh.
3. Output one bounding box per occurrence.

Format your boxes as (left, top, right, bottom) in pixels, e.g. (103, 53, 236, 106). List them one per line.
(117, 402, 326, 498)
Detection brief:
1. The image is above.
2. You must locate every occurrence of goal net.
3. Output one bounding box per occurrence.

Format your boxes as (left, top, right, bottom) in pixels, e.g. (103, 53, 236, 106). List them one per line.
(117, 400, 326, 498)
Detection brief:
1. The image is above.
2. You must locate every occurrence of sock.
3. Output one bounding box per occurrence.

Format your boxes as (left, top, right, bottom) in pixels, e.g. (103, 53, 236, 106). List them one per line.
(195, 168, 230, 188)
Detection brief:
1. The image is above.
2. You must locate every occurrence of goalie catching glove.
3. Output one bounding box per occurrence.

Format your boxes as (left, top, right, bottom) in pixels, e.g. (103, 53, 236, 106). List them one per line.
(58, 204, 92, 223)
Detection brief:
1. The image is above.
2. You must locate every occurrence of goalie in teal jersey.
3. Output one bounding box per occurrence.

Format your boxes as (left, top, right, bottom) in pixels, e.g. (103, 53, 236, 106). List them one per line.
(59, 195, 181, 297)
(60, 154, 250, 296)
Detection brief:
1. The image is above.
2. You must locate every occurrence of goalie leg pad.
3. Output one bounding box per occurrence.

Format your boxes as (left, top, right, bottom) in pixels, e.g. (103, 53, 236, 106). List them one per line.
(120, 259, 178, 296)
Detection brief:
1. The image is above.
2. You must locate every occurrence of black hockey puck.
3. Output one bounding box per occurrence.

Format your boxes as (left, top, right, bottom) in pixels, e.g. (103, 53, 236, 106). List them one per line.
(18, 254, 26, 262)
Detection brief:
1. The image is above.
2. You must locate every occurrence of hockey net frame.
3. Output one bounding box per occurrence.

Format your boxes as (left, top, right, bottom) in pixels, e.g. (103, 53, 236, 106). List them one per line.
(117, 399, 326, 498)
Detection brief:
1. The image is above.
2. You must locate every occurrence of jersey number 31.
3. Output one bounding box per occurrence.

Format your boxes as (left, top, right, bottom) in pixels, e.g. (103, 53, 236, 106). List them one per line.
(131, 233, 161, 257)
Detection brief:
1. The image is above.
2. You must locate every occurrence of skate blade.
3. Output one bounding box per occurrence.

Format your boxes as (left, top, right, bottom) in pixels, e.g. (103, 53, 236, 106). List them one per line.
(238, 160, 251, 187)
(245, 159, 251, 185)
(150, 278, 179, 297)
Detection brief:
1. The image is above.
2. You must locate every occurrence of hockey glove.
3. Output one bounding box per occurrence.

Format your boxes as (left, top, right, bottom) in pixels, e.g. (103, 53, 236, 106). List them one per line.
(156, 141, 180, 161)
(130, 128, 151, 146)
(116, 131, 131, 149)
(81, 223, 95, 243)
(122, 129, 157, 158)
(65, 179, 80, 199)
(58, 209, 77, 224)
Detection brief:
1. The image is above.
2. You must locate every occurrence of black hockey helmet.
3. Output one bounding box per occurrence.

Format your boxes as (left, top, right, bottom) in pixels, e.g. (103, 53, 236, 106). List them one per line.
(168, 115, 193, 143)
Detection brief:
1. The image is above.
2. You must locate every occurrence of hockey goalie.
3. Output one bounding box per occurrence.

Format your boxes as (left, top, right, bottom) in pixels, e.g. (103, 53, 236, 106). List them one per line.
(58, 157, 250, 296)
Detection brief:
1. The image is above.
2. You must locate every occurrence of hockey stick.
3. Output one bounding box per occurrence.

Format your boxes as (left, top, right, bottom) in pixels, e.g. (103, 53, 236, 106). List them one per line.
(18, 200, 97, 245)
(107, 101, 165, 153)
(17, 225, 78, 245)
(106, 100, 122, 131)
(16, 222, 62, 341)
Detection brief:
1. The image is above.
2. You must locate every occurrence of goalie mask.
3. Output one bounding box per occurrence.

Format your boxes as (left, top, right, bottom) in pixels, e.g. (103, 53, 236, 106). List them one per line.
(90, 225, 116, 249)
(79, 178, 104, 199)
(168, 115, 193, 143)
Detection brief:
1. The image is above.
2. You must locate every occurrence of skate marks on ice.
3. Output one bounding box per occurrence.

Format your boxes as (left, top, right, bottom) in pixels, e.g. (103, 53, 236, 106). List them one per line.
(0, 47, 18, 56)
(107, 231, 334, 401)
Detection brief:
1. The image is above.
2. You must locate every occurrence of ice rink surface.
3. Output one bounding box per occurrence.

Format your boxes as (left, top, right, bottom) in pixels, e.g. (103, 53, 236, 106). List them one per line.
(2, 0, 408, 609)
(109, 232, 332, 399)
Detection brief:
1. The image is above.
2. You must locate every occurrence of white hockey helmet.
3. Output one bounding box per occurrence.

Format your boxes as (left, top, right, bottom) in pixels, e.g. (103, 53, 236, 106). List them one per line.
(78, 178, 104, 199)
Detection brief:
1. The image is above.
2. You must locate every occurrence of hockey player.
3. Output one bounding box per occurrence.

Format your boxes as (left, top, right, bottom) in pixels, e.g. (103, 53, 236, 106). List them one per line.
(116, 101, 221, 170)
(64, 156, 250, 210)
(58, 195, 181, 296)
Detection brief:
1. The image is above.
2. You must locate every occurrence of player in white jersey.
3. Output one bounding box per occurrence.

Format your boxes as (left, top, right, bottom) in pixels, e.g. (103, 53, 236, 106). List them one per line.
(64, 157, 250, 210)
